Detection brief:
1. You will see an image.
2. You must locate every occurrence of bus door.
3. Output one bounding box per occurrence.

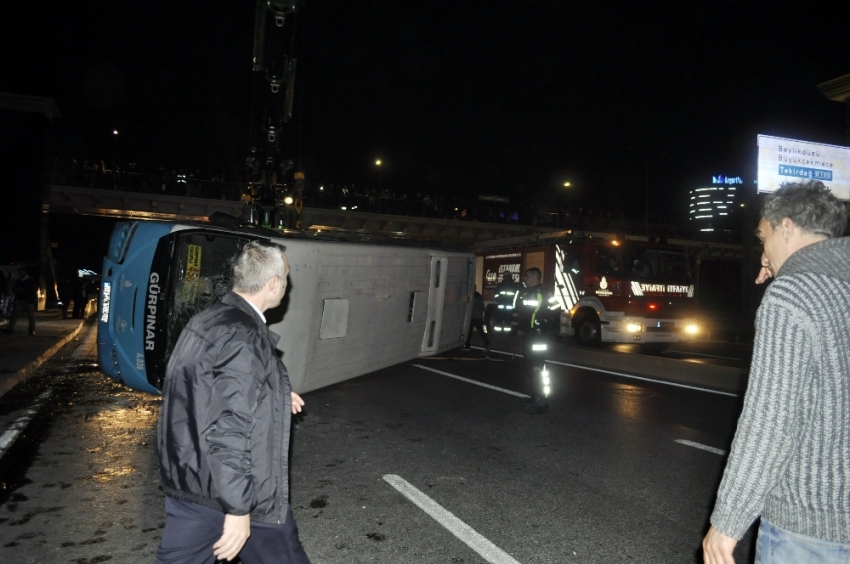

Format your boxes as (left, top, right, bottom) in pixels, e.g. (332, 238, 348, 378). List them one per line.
(421, 256, 448, 352)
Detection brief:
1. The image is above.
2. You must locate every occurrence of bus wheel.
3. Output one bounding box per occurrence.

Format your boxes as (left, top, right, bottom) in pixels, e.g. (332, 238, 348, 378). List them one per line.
(575, 316, 601, 347)
(639, 343, 668, 355)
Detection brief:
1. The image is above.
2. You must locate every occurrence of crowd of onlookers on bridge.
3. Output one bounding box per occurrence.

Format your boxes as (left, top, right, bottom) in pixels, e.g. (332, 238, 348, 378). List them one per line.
(49, 158, 691, 237)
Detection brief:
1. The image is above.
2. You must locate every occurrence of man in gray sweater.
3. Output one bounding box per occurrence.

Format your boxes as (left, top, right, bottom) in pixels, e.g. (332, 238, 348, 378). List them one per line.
(703, 180, 850, 563)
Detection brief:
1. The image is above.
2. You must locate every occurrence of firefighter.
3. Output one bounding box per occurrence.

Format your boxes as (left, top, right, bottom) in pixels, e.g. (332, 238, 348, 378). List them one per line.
(515, 267, 553, 413)
(493, 274, 520, 333)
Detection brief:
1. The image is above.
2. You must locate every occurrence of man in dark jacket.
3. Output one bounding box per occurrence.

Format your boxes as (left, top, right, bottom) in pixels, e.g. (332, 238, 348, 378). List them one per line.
(461, 289, 490, 351)
(156, 239, 309, 564)
(5, 267, 37, 335)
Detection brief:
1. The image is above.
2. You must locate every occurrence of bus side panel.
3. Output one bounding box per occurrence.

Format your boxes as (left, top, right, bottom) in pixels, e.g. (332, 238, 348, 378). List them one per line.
(269, 243, 472, 394)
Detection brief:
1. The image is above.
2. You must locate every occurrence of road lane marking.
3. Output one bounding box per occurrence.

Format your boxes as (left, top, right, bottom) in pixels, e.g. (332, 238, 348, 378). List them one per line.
(383, 474, 521, 564)
(472, 347, 520, 357)
(675, 439, 726, 456)
(544, 360, 740, 397)
(412, 365, 530, 398)
(473, 346, 742, 397)
(665, 350, 747, 362)
(0, 325, 95, 458)
(0, 389, 52, 457)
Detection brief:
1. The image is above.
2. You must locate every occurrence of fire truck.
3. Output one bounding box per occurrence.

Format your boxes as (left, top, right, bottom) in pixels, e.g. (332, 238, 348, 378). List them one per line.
(476, 232, 699, 353)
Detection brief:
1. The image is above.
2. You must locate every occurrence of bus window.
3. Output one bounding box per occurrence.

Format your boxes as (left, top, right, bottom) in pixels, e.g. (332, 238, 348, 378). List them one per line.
(162, 231, 254, 369)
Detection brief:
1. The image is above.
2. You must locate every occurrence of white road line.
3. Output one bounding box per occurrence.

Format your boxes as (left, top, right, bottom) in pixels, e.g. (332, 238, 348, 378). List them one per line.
(473, 346, 742, 397)
(544, 360, 740, 397)
(472, 346, 520, 357)
(666, 350, 747, 362)
(383, 474, 521, 564)
(413, 365, 530, 398)
(675, 439, 727, 456)
(0, 325, 94, 458)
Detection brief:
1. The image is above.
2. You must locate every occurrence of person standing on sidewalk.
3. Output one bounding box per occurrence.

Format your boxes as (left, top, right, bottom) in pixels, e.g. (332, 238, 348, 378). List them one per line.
(5, 267, 37, 335)
(703, 181, 850, 563)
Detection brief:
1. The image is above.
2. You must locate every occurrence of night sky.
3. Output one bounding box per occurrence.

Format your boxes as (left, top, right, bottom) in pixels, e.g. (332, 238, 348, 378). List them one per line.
(3, 0, 849, 228)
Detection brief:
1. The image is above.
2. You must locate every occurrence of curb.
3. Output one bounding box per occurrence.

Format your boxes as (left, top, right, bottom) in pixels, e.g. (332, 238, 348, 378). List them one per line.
(0, 320, 91, 399)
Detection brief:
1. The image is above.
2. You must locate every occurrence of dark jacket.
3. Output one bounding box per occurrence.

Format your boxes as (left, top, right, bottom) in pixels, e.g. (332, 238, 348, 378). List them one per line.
(157, 292, 293, 524)
(13, 275, 37, 305)
(471, 291, 485, 319)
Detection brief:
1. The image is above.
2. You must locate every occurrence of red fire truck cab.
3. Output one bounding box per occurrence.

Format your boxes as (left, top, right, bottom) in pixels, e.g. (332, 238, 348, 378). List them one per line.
(476, 234, 699, 352)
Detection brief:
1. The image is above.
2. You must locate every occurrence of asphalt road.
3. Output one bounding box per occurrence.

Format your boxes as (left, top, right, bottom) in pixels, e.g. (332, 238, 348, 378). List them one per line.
(0, 327, 757, 563)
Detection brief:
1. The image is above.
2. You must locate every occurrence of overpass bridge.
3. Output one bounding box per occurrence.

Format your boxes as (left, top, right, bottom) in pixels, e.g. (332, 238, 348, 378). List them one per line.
(48, 184, 745, 261)
(46, 183, 755, 316)
(48, 184, 744, 259)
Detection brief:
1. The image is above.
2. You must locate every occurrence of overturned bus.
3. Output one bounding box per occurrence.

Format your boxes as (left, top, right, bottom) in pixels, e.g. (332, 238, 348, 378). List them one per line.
(98, 218, 474, 394)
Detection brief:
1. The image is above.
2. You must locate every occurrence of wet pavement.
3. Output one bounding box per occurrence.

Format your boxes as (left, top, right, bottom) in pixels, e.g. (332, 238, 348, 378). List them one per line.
(0, 304, 93, 397)
(0, 322, 759, 563)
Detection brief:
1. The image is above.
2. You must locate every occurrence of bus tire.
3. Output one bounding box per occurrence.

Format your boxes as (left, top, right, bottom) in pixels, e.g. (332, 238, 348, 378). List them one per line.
(574, 315, 601, 347)
(639, 343, 668, 355)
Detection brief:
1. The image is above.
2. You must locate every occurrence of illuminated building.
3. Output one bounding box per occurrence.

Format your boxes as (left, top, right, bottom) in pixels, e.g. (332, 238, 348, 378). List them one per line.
(689, 175, 741, 233)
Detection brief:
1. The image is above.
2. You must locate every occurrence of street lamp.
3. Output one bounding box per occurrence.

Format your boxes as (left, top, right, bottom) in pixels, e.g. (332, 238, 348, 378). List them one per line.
(563, 181, 571, 187)
(112, 130, 119, 170)
(375, 159, 382, 192)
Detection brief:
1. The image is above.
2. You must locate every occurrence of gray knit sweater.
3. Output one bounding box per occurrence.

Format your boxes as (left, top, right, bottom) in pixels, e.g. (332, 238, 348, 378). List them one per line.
(711, 237, 850, 542)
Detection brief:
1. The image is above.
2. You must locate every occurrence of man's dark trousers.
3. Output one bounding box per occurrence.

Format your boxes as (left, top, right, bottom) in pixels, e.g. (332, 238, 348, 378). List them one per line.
(465, 318, 490, 348)
(156, 498, 310, 564)
(7, 303, 35, 333)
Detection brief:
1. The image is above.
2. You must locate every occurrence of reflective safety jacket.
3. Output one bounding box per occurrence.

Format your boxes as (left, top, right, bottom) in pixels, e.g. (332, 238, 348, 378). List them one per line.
(494, 279, 520, 307)
(157, 292, 293, 524)
(515, 284, 553, 330)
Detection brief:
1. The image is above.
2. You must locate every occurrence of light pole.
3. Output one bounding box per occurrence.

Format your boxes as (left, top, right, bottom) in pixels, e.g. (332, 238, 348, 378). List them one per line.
(375, 159, 382, 193)
(112, 130, 119, 171)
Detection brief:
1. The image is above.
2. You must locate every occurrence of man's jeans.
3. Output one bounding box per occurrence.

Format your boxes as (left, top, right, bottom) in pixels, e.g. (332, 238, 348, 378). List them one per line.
(756, 518, 850, 563)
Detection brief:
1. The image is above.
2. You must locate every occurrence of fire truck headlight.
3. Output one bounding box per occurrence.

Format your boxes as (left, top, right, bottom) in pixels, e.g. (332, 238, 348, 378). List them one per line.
(685, 324, 699, 335)
(532, 344, 547, 351)
(626, 323, 643, 333)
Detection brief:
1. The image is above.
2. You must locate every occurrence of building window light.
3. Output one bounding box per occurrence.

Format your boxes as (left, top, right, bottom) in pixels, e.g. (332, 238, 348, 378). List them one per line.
(700, 228, 715, 231)
(695, 215, 712, 219)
